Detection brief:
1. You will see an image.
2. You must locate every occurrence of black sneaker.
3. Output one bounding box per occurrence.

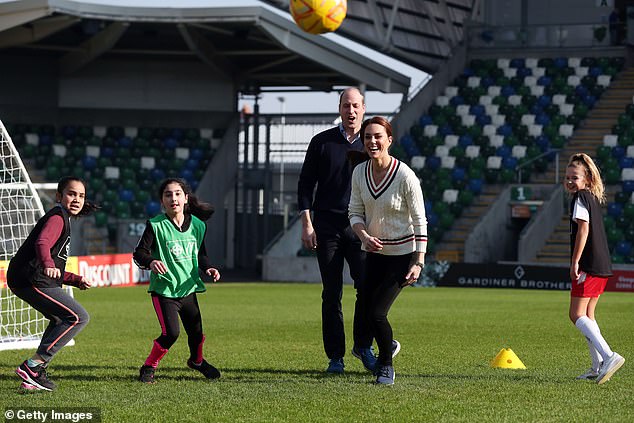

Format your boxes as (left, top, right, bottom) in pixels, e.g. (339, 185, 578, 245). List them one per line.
(187, 359, 221, 379)
(15, 361, 56, 391)
(139, 365, 156, 384)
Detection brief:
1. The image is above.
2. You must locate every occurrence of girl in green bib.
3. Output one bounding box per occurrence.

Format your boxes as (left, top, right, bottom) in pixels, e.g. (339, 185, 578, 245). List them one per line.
(133, 178, 221, 383)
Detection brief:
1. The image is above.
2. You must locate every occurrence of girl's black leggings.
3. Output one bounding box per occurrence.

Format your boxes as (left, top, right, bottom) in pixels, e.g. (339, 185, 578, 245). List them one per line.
(151, 292, 204, 356)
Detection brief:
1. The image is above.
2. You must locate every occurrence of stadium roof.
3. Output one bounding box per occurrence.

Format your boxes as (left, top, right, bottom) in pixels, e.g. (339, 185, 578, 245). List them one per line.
(264, 0, 477, 75)
(0, 0, 410, 94)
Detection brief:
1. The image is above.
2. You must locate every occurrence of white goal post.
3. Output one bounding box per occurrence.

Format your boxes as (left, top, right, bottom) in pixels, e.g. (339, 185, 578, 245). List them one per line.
(0, 120, 74, 351)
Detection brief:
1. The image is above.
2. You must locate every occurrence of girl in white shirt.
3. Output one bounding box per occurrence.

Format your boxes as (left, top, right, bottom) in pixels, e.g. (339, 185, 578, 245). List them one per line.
(565, 153, 624, 384)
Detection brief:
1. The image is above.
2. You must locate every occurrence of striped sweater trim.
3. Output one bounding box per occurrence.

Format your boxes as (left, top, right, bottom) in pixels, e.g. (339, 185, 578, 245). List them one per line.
(365, 158, 400, 200)
(380, 234, 428, 245)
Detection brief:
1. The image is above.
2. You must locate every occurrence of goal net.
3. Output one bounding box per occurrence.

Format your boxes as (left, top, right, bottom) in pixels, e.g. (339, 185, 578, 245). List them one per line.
(0, 120, 73, 351)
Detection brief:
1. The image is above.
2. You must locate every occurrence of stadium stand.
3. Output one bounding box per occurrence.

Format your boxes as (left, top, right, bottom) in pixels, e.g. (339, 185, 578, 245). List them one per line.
(7, 123, 222, 253)
(395, 56, 624, 262)
(533, 66, 634, 264)
(1, 1, 632, 275)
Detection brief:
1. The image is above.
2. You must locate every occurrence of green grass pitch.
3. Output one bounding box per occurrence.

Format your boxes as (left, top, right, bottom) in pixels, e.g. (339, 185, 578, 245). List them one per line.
(1, 284, 632, 422)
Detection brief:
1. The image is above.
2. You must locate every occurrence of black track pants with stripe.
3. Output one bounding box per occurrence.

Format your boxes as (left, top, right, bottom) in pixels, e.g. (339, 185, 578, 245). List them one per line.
(10, 285, 90, 362)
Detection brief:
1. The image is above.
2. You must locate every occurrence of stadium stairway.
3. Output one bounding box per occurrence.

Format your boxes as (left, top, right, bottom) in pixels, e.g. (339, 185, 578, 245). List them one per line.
(532, 67, 634, 263)
(535, 184, 621, 264)
(532, 66, 634, 185)
(433, 183, 503, 262)
(535, 214, 569, 263)
(433, 64, 634, 264)
(82, 223, 114, 255)
(401, 56, 626, 263)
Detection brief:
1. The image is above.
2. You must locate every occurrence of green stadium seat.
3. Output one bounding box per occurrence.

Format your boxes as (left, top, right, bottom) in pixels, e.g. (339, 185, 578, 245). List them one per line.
(458, 190, 474, 206)
(134, 190, 151, 204)
(45, 165, 61, 181)
(120, 167, 136, 181)
(103, 189, 118, 203)
(449, 202, 463, 217)
(120, 178, 137, 191)
(499, 168, 515, 183)
(597, 146, 612, 161)
(115, 201, 131, 219)
(618, 134, 633, 147)
(484, 168, 499, 184)
(623, 203, 634, 219)
(185, 128, 200, 141)
(130, 200, 146, 218)
(439, 213, 454, 230)
(87, 136, 101, 146)
(70, 166, 85, 179)
(94, 211, 108, 228)
(78, 126, 93, 139)
(97, 157, 112, 168)
(604, 166, 621, 185)
(89, 177, 106, 194)
(21, 144, 36, 159)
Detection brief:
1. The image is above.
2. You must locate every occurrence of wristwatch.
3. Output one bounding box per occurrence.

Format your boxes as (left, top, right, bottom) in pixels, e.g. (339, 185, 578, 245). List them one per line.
(413, 262, 424, 269)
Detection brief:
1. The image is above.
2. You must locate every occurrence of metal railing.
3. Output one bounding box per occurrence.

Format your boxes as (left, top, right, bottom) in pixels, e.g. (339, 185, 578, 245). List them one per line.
(516, 149, 561, 184)
(466, 21, 626, 50)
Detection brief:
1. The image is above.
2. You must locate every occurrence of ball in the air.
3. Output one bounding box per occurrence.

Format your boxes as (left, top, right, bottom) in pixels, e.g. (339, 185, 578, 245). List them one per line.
(290, 0, 347, 35)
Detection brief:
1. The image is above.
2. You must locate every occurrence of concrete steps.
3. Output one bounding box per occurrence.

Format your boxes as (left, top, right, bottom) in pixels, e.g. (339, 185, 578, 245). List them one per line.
(532, 67, 634, 186)
(82, 222, 112, 255)
(434, 185, 503, 262)
(432, 66, 633, 264)
(532, 68, 634, 263)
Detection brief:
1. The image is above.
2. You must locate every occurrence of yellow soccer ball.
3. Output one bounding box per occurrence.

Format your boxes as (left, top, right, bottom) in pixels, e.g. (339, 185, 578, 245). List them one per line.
(290, 0, 347, 35)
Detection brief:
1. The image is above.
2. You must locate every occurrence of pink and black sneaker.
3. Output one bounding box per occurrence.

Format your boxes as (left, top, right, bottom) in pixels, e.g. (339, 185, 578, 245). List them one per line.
(16, 361, 56, 391)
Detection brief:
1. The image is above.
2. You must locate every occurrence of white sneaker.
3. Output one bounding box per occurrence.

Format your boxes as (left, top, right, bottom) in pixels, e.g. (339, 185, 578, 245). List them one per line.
(575, 368, 599, 380)
(596, 353, 625, 385)
(391, 340, 401, 358)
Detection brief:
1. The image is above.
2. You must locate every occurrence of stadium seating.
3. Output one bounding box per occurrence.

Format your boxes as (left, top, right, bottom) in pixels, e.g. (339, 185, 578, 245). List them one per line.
(598, 93, 634, 263)
(8, 123, 220, 223)
(392, 56, 623, 255)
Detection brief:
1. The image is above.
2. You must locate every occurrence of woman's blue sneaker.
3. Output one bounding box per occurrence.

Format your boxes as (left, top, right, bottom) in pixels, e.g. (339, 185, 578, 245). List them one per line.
(375, 365, 395, 385)
(352, 347, 377, 372)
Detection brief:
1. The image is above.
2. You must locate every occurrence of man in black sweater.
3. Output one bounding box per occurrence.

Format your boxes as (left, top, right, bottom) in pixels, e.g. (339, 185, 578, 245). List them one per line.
(297, 87, 375, 374)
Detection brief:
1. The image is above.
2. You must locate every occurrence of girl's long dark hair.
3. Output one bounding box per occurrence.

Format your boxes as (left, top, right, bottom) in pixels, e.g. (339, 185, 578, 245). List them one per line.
(158, 178, 214, 221)
(57, 176, 100, 216)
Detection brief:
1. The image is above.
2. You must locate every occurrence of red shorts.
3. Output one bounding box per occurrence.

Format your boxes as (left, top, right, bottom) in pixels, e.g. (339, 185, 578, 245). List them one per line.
(570, 273, 608, 298)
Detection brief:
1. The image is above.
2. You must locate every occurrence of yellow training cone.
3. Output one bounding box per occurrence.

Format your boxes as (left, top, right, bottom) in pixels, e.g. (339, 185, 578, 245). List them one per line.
(490, 348, 526, 369)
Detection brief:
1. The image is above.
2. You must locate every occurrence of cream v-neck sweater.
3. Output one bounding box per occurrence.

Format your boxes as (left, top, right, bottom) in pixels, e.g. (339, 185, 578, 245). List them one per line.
(348, 158, 427, 255)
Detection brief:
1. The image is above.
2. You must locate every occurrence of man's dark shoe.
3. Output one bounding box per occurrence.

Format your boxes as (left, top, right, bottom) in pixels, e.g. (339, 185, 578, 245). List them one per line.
(326, 358, 344, 374)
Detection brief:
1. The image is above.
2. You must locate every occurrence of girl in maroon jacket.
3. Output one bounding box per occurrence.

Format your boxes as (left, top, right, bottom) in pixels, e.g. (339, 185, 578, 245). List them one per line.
(8, 176, 97, 391)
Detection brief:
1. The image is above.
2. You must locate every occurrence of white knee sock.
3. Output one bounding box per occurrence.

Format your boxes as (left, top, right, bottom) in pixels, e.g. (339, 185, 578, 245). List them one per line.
(575, 316, 613, 362)
(584, 336, 602, 372)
